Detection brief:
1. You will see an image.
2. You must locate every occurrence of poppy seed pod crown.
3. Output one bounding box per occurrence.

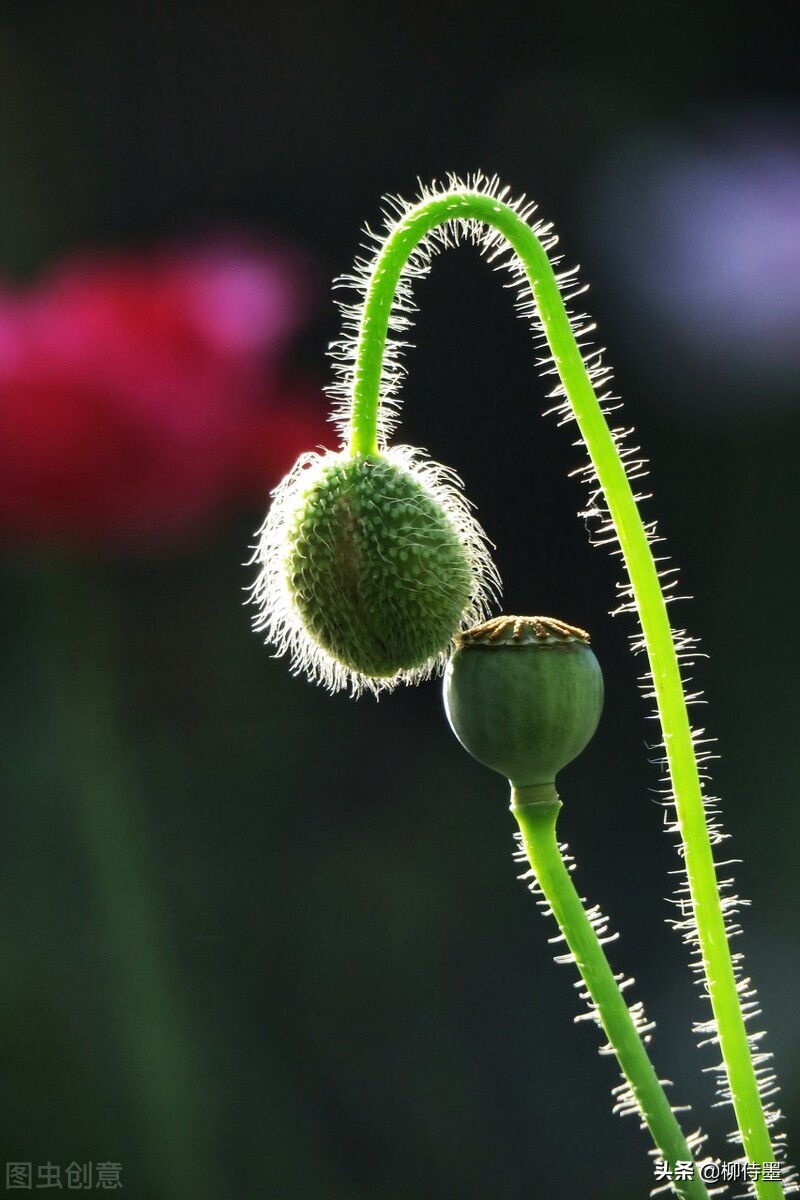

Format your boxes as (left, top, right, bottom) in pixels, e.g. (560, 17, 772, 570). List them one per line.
(252, 445, 500, 695)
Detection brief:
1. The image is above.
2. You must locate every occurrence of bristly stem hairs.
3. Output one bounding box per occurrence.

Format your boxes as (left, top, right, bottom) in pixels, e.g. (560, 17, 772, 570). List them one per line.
(253, 175, 790, 1197)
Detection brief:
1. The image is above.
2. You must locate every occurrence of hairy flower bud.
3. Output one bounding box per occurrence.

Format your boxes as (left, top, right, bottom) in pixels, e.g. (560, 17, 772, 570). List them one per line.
(252, 445, 499, 694)
(443, 615, 603, 787)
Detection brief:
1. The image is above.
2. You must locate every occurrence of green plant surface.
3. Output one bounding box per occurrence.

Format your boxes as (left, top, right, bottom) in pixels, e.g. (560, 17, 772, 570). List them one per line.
(443, 615, 706, 1191)
(343, 182, 783, 1197)
(512, 790, 709, 1200)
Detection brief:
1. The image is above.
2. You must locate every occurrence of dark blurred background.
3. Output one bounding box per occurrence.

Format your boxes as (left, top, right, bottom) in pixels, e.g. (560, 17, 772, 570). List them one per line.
(1, 3, 799, 1197)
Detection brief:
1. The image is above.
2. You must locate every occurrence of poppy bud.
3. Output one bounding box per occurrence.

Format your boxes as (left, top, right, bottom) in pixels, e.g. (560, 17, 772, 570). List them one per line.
(443, 615, 603, 789)
(252, 445, 499, 693)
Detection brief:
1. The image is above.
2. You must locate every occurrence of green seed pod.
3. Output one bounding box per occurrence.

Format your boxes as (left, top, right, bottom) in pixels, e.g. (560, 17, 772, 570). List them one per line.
(443, 615, 603, 789)
(252, 446, 499, 694)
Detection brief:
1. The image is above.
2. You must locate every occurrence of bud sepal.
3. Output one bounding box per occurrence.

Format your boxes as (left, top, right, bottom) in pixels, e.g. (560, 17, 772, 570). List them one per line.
(252, 444, 499, 695)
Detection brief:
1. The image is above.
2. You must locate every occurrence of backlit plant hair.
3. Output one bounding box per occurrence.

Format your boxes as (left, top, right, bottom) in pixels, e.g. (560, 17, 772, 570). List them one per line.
(252, 442, 498, 694)
(252, 175, 793, 1197)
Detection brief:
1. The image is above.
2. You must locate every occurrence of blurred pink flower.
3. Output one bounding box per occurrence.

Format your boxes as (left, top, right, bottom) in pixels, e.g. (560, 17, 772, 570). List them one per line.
(0, 239, 327, 548)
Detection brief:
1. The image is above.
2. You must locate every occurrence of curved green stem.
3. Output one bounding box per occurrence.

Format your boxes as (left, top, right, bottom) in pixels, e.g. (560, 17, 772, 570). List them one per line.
(513, 788, 708, 1200)
(347, 189, 782, 1195)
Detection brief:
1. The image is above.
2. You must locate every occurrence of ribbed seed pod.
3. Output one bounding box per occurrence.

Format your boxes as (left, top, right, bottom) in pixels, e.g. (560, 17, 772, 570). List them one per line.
(443, 615, 604, 788)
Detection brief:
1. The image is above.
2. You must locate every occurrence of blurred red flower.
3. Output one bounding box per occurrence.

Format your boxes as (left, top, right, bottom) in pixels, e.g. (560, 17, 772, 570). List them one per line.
(0, 239, 327, 549)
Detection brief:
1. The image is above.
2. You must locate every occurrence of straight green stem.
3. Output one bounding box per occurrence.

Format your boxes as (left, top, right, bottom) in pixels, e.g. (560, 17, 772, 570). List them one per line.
(347, 189, 782, 1195)
(513, 791, 708, 1200)
(40, 564, 211, 1200)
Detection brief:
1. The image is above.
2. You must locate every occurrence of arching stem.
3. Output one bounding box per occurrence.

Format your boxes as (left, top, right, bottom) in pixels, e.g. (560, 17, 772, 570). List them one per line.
(347, 188, 782, 1196)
